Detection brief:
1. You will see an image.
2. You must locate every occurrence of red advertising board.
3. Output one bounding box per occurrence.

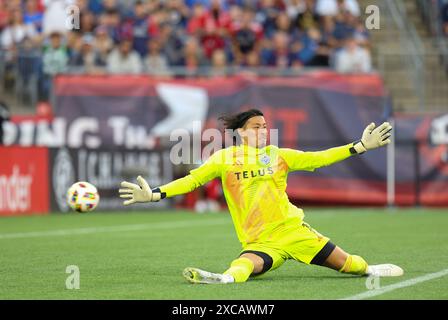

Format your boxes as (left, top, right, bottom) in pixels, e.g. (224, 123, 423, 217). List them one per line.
(0, 147, 49, 216)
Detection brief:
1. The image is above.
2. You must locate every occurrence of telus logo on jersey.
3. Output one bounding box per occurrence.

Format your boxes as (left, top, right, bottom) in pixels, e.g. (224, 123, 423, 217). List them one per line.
(234, 167, 274, 180)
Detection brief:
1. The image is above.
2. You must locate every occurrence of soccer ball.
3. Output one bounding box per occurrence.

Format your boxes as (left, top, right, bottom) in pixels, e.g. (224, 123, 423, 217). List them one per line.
(67, 181, 100, 213)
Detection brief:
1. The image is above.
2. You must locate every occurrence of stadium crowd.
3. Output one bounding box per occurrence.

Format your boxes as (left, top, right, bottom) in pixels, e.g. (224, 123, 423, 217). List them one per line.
(0, 0, 373, 99)
(440, 0, 448, 36)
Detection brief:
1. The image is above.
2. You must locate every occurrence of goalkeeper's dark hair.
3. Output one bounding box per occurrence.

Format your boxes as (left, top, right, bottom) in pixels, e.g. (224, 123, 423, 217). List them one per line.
(218, 109, 264, 130)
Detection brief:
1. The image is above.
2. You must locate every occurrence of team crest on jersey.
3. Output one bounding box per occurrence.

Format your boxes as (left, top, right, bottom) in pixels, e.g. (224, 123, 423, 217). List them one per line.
(259, 154, 271, 166)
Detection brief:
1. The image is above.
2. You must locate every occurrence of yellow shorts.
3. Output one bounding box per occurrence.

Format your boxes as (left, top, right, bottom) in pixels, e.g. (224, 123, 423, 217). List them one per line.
(240, 221, 335, 275)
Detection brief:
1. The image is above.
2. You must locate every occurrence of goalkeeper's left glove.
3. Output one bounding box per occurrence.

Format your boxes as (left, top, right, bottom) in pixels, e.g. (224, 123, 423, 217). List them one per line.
(351, 122, 393, 155)
(119, 176, 162, 205)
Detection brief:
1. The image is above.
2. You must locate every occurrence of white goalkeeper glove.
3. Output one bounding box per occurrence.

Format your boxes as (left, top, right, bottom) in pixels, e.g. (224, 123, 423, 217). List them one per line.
(352, 122, 393, 154)
(119, 176, 162, 205)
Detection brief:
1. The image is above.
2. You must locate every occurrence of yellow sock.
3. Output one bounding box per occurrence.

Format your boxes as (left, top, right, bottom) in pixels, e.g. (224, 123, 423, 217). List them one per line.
(223, 257, 254, 283)
(339, 255, 368, 275)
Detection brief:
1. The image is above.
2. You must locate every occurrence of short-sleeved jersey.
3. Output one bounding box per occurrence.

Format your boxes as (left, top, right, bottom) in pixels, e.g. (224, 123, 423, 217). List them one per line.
(161, 143, 353, 246)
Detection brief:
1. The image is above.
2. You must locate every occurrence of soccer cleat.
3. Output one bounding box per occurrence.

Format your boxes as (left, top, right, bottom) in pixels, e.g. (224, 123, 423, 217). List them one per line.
(366, 264, 404, 277)
(183, 267, 234, 284)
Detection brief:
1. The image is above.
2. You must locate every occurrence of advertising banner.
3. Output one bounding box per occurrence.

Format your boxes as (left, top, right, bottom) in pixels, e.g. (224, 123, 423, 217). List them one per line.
(48, 147, 173, 212)
(0, 146, 49, 216)
(4, 72, 446, 206)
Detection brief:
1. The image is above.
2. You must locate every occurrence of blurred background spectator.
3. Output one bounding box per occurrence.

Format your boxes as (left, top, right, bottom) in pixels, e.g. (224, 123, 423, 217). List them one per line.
(442, 0, 448, 36)
(144, 38, 170, 75)
(69, 33, 107, 74)
(107, 38, 143, 74)
(41, 31, 68, 99)
(0, 0, 374, 102)
(0, 100, 10, 144)
(334, 35, 371, 73)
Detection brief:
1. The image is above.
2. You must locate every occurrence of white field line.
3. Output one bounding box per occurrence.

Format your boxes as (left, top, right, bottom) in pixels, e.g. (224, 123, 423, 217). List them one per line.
(0, 218, 229, 240)
(341, 268, 448, 300)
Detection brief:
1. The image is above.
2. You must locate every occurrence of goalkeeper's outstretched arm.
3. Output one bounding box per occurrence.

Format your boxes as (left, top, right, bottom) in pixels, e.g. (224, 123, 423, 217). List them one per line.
(280, 121, 392, 172)
(119, 149, 223, 205)
(118, 174, 205, 205)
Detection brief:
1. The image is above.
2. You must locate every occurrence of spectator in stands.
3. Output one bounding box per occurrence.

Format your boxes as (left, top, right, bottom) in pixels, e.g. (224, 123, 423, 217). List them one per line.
(88, 0, 103, 15)
(144, 38, 170, 76)
(275, 11, 291, 34)
(291, 27, 319, 66)
(101, 0, 121, 13)
(320, 15, 337, 47)
(74, 0, 89, 13)
(0, 0, 372, 87)
(24, 0, 43, 33)
(316, 0, 360, 17)
(332, 10, 355, 45)
(69, 33, 106, 74)
(78, 10, 97, 34)
(285, 0, 306, 20)
(201, 22, 226, 61)
(442, 1, 448, 36)
(0, 100, 10, 145)
(128, 1, 149, 57)
(201, 0, 232, 60)
(334, 36, 371, 73)
(99, 8, 122, 44)
(107, 38, 143, 74)
(1, 9, 38, 60)
(159, 23, 184, 66)
(66, 31, 82, 59)
(261, 31, 294, 68)
(17, 35, 41, 86)
(352, 17, 370, 48)
(41, 31, 68, 99)
(207, 0, 231, 32)
(245, 50, 261, 68)
(256, 0, 282, 39)
(42, 0, 70, 35)
(307, 26, 331, 66)
(181, 36, 207, 74)
(43, 31, 68, 73)
(292, 0, 320, 32)
(233, 8, 263, 63)
(94, 25, 114, 63)
(165, 0, 190, 29)
(210, 48, 228, 76)
(187, 3, 209, 35)
(0, 0, 9, 32)
(237, 49, 261, 74)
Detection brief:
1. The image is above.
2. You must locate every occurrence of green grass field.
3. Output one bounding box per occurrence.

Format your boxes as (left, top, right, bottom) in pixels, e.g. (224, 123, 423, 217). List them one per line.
(1, 208, 448, 300)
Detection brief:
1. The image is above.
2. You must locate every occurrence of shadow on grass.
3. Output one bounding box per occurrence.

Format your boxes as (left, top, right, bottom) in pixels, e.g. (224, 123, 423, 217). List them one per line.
(249, 274, 365, 281)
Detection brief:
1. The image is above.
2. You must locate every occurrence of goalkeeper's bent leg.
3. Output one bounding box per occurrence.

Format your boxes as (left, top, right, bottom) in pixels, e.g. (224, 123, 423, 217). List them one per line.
(339, 255, 368, 275)
(338, 255, 404, 277)
(183, 256, 256, 284)
(223, 257, 255, 283)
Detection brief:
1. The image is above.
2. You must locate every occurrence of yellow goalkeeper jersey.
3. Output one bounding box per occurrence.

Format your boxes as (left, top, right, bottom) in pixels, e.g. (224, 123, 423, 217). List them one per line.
(160, 143, 353, 246)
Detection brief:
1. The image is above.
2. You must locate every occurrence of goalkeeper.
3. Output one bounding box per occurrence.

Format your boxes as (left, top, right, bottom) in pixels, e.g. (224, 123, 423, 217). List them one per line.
(119, 109, 403, 284)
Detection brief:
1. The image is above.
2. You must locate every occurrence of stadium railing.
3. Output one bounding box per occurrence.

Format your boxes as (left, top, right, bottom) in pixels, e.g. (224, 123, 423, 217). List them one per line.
(416, 0, 448, 74)
(382, 0, 425, 112)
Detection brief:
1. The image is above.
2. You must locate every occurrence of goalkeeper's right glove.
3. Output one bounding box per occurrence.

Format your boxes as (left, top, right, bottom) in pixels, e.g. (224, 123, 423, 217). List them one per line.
(351, 122, 393, 155)
(119, 175, 162, 205)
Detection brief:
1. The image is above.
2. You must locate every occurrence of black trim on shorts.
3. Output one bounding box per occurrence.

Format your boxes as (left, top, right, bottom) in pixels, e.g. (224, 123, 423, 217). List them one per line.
(310, 241, 336, 266)
(239, 250, 273, 275)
